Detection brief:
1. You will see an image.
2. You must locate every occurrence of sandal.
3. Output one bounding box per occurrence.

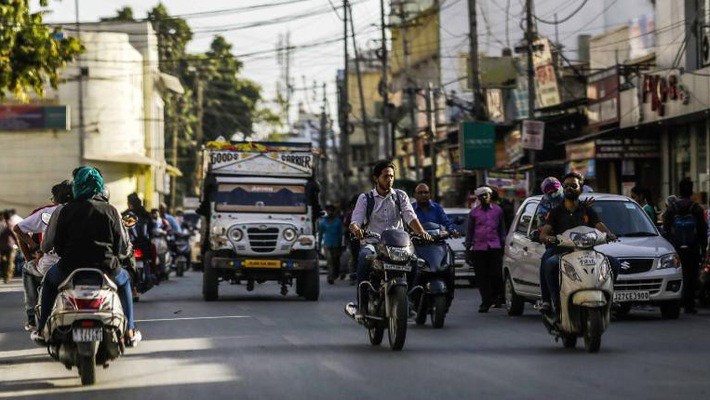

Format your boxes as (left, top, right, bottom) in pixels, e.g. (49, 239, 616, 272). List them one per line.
(125, 329, 142, 348)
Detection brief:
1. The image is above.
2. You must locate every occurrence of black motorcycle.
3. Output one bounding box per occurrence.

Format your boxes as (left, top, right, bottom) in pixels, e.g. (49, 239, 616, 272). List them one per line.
(346, 229, 415, 351)
(411, 223, 455, 329)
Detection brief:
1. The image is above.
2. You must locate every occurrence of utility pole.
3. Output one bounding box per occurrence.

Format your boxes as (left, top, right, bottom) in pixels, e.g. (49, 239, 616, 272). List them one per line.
(379, 0, 391, 159)
(468, 0, 485, 120)
(194, 73, 205, 196)
(399, 1, 421, 181)
(170, 97, 179, 210)
(348, 3, 372, 162)
(526, 0, 537, 188)
(319, 82, 329, 203)
(341, 0, 351, 191)
(426, 82, 438, 199)
(75, 0, 85, 166)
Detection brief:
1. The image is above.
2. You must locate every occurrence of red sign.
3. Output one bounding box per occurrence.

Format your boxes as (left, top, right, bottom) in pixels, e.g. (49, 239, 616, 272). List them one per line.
(642, 73, 689, 116)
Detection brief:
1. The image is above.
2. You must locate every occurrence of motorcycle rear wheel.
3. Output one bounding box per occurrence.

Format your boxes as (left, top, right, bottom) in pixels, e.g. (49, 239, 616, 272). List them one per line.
(414, 296, 427, 326)
(368, 324, 384, 345)
(584, 309, 603, 353)
(387, 286, 408, 351)
(79, 355, 96, 385)
(431, 294, 447, 329)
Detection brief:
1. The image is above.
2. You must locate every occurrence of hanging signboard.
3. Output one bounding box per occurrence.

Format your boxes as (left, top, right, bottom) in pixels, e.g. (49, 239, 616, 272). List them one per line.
(522, 120, 544, 150)
(505, 130, 524, 164)
(459, 121, 496, 169)
(485, 171, 529, 197)
(0, 105, 70, 131)
(595, 137, 660, 159)
(532, 38, 561, 108)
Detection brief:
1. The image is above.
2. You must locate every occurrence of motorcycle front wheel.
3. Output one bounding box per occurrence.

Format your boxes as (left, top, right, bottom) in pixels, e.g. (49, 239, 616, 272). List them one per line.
(584, 308, 603, 353)
(431, 294, 447, 329)
(387, 285, 408, 351)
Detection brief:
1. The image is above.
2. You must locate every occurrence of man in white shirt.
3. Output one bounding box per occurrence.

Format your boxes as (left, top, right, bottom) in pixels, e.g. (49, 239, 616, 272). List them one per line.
(12, 181, 73, 331)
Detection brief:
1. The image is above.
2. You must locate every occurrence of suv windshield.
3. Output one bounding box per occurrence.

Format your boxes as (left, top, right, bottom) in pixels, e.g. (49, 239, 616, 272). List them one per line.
(215, 183, 307, 214)
(590, 200, 658, 237)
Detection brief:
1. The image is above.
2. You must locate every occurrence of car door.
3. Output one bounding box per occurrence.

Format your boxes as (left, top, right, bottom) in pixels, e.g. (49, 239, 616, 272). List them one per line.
(524, 202, 545, 297)
(504, 200, 538, 297)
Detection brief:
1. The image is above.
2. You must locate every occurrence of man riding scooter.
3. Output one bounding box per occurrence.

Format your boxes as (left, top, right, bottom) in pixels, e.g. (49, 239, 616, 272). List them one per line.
(540, 172, 620, 320)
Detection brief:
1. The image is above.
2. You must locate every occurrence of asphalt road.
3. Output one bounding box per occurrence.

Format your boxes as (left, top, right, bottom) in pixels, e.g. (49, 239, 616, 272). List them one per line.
(1, 271, 709, 400)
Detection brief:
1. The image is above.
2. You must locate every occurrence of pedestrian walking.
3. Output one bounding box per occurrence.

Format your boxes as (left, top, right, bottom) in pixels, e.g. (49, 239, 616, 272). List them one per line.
(319, 205, 344, 284)
(662, 178, 707, 314)
(631, 186, 656, 223)
(465, 186, 507, 313)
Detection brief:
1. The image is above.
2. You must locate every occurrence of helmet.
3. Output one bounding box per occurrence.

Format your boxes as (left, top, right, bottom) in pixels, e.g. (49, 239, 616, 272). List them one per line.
(541, 177, 561, 196)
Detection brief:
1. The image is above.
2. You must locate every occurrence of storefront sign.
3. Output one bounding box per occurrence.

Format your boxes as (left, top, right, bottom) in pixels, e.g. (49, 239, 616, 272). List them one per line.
(532, 38, 561, 108)
(460, 121, 496, 169)
(486, 89, 505, 122)
(587, 68, 619, 128)
(0, 105, 69, 131)
(642, 73, 689, 117)
(595, 137, 660, 159)
(522, 120, 545, 150)
(565, 141, 596, 161)
(485, 171, 529, 196)
(505, 130, 524, 164)
(566, 159, 596, 178)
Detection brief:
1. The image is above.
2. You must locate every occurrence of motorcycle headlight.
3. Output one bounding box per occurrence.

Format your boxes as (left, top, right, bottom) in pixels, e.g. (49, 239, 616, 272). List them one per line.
(561, 260, 582, 282)
(228, 228, 243, 242)
(659, 253, 681, 269)
(598, 258, 611, 282)
(386, 246, 413, 262)
(283, 228, 297, 242)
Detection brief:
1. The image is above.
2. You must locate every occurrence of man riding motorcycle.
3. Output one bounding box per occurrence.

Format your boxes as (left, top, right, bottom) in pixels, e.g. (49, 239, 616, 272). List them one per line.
(345, 161, 432, 317)
(32, 167, 141, 346)
(539, 172, 620, 318)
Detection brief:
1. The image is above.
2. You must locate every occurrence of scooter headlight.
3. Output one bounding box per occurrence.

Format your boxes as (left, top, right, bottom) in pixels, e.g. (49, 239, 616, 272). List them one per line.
(599, 258, 611, 282)
(561, 260, 582, 282)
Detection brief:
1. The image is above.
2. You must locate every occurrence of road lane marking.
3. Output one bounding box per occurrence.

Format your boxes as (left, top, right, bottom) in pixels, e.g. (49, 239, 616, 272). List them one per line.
(135, 315, 252, 323)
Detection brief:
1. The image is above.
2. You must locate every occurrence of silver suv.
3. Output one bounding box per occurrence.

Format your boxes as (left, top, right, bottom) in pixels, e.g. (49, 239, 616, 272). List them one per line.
(503, 194, 683, 319)
(444, 208, 475, 286)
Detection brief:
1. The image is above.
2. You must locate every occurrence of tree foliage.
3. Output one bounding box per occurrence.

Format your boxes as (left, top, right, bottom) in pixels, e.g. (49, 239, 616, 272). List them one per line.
(0, 0, 83, 101)
(100, 6, 135, 22)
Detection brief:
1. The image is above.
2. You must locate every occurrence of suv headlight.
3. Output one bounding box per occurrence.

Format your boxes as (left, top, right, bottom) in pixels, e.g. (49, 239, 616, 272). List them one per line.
(659, 253, 681, 269)
(386, 246, 413, 262)
(228, 228, 243, 242)
(283, 228, 297, 241)
(561, 260, 582, 282)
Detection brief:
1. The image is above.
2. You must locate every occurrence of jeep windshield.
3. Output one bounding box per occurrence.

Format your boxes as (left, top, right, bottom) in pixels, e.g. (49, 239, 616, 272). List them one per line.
(589, 200, 658, 237)
(215, 183, 307, 214)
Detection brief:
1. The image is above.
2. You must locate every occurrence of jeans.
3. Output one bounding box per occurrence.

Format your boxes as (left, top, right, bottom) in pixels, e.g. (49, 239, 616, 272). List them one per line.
(678, 247, 701, 310)
(37, 263, 135, 333)
(539, 247, 558, 304)
(355, 246, 376, 308)
(325, 246, 343, 281)
(544, 251, 620, 311)
(22, 265, 42, 322)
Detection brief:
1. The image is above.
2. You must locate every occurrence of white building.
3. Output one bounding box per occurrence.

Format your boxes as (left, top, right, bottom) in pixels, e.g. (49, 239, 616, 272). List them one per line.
(0, 21, 182, 215)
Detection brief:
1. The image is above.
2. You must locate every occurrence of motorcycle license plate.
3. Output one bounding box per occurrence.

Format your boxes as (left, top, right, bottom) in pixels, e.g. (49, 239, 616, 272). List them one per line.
(383, 263, 411, 272)
(72, 327, 102, 342)
(244, 259, 281, 268)
(613, 291, 650, 302)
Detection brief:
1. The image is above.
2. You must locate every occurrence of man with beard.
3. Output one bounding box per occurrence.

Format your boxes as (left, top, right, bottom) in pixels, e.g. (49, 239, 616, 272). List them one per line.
(465, 186, 507, 313)
(540, 172, 619, 317)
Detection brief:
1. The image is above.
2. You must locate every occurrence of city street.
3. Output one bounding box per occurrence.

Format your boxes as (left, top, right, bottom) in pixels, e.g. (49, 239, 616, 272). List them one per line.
(1, 271, 709, 399)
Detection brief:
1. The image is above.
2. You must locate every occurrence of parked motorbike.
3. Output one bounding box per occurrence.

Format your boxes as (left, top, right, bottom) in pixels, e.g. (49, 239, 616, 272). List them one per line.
(540, 226, 615, 353)
(345, 230, 415, 351)
(152, 230, 171, 281)
(171, 231, 191, 277)
(38, 268, 127, 385)
(411, 223, 454, 329)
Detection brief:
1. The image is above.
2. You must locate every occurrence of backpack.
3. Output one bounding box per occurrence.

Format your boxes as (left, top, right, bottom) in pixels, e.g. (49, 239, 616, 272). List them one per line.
(362, 189, 404, 230)
(671, 208, 698, 248)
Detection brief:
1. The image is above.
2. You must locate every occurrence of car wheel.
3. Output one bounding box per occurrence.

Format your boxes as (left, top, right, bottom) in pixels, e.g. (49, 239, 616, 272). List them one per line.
(505, 274, 525, 316)
(660, 300, 681, 320)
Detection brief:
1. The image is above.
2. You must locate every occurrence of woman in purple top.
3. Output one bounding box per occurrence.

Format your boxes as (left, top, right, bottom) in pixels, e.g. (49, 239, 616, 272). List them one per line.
(465, 186, 507, 313)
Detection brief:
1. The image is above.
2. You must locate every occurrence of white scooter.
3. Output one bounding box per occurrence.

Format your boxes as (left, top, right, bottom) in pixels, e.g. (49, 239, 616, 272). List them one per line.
(542, 226, 614, 353)
(39, 268, 127, 385)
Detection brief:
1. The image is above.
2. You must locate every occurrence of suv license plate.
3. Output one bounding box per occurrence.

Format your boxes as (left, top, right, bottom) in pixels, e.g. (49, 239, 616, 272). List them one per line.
(73, 327, 102, 342)
(613, 291, 650, 302)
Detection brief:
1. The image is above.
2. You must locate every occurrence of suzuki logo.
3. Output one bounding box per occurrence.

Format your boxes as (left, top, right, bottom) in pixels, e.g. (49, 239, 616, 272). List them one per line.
(620, 261, 632, 271)
(259, 225, 268, 230)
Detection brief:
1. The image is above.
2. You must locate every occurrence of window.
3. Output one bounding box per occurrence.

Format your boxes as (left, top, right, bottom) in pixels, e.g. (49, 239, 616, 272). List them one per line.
(515, 201, 538, 235)
(214, 184, 307, 214)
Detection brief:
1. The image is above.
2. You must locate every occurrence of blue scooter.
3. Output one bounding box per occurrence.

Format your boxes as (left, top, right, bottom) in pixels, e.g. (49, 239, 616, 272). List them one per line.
(411, 223, 455, 328)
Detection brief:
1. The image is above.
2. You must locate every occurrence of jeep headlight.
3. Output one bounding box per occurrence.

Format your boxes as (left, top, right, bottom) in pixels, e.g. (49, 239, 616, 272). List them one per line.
(228, 228, 243, 242)
(386, 246, 413, 262)
(561, 260, 582, 282)
(659, 253, 681, 269)
(283, 228, 297, 242)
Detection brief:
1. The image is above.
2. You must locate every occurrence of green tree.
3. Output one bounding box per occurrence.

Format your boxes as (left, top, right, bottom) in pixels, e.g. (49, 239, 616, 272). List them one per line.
(100, 6, 135, 22)
(0, 0, 83, 101)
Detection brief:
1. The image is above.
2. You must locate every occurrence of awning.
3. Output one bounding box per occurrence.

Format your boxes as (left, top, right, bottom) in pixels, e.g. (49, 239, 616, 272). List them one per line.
(559, 127, 621, 145)
(85, 153, 161, 167)
(165, 163, 183, 177)
(159, 73, 185, 94)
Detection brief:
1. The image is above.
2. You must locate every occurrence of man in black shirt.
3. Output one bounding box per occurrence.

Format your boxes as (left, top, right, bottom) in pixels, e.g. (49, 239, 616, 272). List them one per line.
(540, 172, 619, 315)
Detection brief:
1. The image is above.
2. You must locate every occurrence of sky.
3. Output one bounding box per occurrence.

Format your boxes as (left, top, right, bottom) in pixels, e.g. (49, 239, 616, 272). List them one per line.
(33, 0, 655, 131)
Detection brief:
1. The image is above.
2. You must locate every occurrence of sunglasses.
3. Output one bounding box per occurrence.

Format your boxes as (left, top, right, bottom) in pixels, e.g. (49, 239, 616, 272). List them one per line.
(563, 183, 579, 189)
(416, 191, 430, 194)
